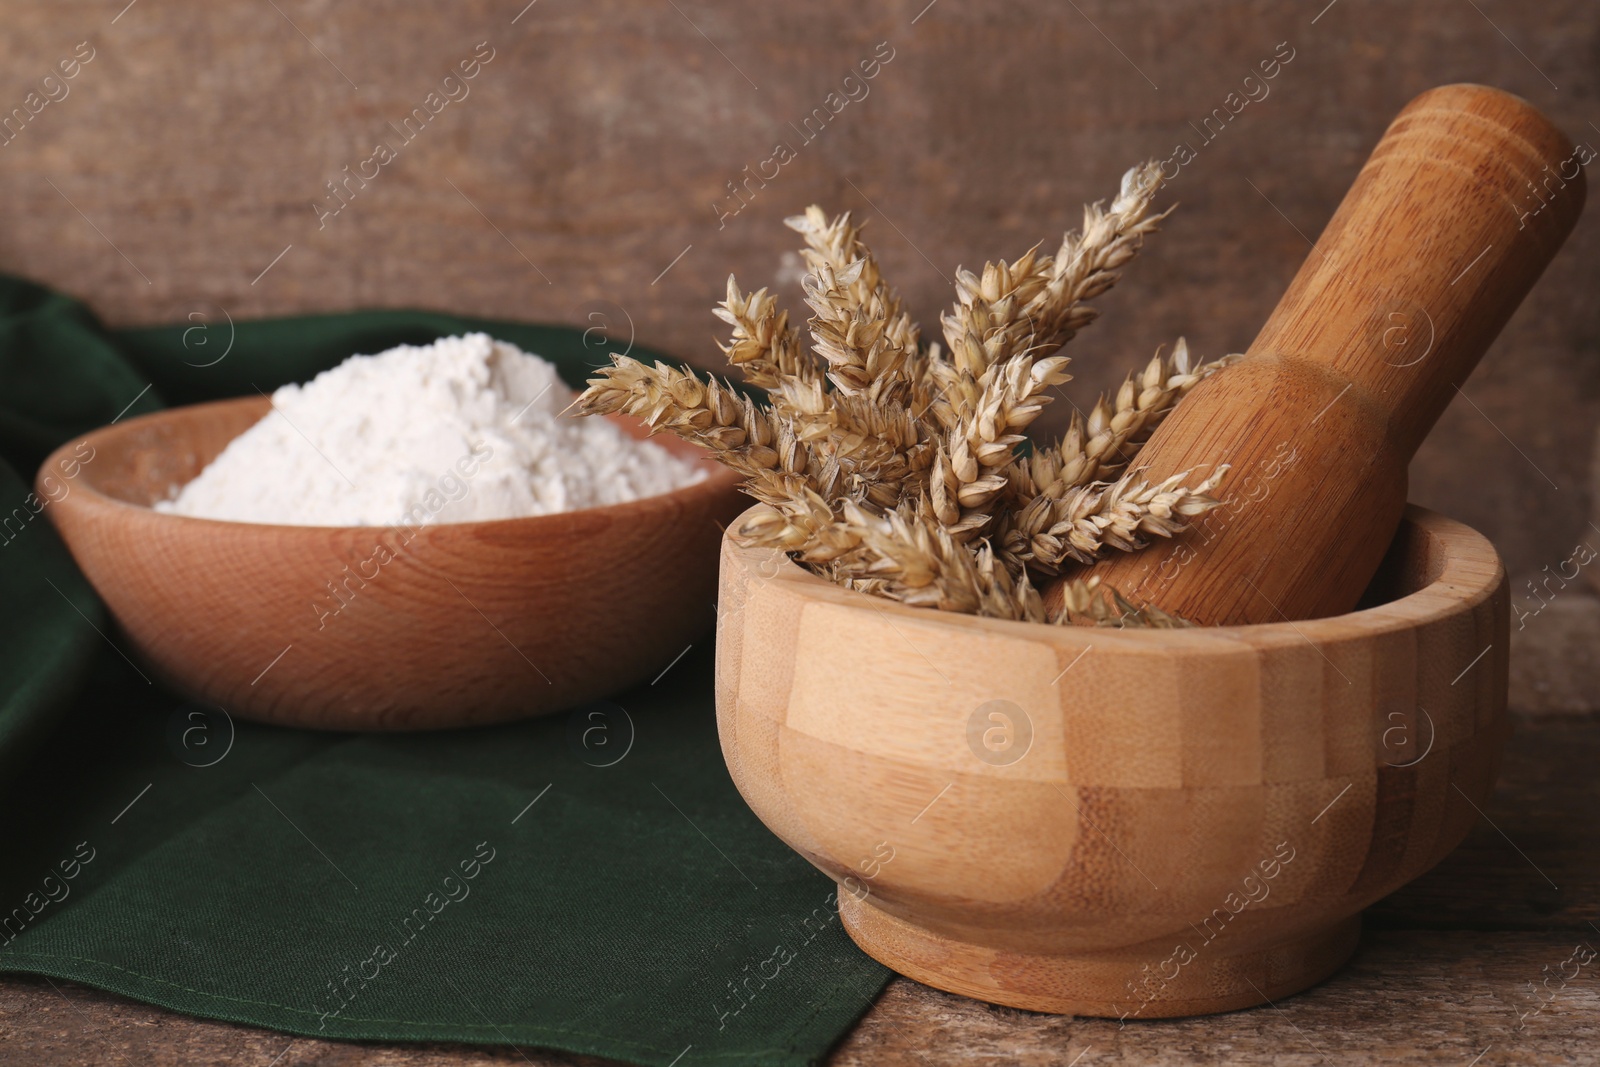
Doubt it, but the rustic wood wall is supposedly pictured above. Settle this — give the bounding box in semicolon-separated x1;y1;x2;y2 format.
2;0;1595;580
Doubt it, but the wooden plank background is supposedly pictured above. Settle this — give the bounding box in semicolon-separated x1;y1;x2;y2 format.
1;0;1595;581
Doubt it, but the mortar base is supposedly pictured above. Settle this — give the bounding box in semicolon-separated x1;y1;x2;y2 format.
838;893;1361;1018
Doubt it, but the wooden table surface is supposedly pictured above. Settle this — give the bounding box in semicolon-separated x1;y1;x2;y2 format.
1;713;1594;1067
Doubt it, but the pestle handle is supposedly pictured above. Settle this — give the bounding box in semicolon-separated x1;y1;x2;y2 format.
1251;83;1585;456
1054;84;1586;626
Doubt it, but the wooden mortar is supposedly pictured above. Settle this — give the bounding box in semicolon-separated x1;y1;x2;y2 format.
717;503;1508;1016
1047;84;1585;625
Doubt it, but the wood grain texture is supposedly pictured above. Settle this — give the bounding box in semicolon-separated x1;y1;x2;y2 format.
715;504;1511;1016
829;931;1600;1067
0;1;1595;584
1;713;1594;1064
1059;85;1585;626
6;933;1596;1067
38;397;747;730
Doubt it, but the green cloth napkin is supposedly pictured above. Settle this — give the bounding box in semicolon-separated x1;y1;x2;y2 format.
0;277;888;1065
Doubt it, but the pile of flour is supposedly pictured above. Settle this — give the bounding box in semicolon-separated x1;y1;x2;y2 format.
158;333;704;526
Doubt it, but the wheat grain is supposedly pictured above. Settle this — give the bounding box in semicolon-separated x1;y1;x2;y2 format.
576;356;818;507
801;262;922;403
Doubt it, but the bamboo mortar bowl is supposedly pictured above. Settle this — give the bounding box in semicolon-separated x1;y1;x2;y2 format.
41;396;746;730
716;504;1509;1017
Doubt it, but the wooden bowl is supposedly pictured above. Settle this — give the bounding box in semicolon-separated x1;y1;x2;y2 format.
715;504;1509;1017
41;396;747;730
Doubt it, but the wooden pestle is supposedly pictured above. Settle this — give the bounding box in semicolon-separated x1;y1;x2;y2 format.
1046;84;1587;626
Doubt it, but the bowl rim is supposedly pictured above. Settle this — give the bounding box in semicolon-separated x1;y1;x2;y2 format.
720;502;1504;646
39;394;746;537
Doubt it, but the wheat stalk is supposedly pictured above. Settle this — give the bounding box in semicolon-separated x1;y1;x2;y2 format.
927;160;1168;416
576;161;1229;628
1055;576;1193;628
786;209;923;405
929;351;1073;539
714;276;823;407
1017;338;1236;502
579;357;817;506
785;206;900;318
1004;466;1229;575
1034;161;1170;351
827;499;1043;620
915;160;1174;542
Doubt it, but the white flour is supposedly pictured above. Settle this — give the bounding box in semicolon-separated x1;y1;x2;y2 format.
158;333;705;526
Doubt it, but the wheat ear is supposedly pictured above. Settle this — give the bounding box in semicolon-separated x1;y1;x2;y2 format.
579;165;1228;631
1034;161;1171;350
1055;576;1193;628
575;357;814;506
786;208;922;404
1021;339;1236;498
1008;466;1230;574
714;276;824;411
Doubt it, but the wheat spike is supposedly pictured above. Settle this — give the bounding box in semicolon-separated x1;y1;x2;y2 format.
1034;161;1170;351
786;208;922;404
714;276;822;406
1023;339;1236;499
1009;466;1230;574
928;161;1167;400
1054;576;1193;628
576;357;815;504
579;163;1230;630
